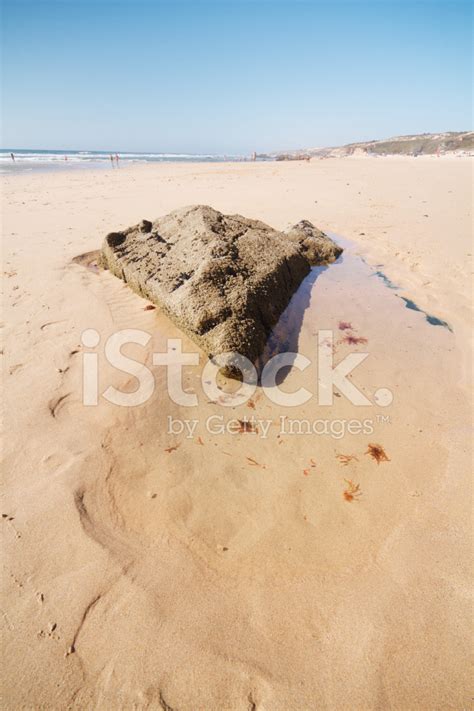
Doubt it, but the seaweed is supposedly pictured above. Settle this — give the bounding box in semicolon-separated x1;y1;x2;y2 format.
164;444;180;453
365;443;390;464
337;454;358;466
343;479;362;502
237;419;258;433
342;335;368;346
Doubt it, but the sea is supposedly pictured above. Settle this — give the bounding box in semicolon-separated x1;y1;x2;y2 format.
0;149;253;173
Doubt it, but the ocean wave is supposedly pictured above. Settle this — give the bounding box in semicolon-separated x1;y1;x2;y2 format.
0;151;241;162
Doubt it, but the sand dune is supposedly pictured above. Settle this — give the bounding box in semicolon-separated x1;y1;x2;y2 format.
1;156;472;709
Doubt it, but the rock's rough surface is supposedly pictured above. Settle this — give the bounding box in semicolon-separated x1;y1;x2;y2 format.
101;205;342;373
286;219;343;266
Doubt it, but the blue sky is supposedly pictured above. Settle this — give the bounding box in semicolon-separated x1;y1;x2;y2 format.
1;0;472;153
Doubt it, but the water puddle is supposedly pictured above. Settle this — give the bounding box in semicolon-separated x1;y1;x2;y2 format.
257;264;328;375
72;233;453;384
399;297;452;331
258;232;453;373
334;235;449;332
372;270;399;289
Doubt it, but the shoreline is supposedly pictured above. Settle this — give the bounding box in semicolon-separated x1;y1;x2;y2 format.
1;150;471;175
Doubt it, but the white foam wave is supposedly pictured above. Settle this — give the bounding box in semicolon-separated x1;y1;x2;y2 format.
0;151;241;162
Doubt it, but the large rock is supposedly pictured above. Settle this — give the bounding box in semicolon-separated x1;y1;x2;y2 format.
101;205;342;375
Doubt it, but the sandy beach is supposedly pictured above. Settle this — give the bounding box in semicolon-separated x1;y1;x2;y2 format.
1;156;472;709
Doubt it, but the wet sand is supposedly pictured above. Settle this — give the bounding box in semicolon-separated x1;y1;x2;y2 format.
1;156;472;709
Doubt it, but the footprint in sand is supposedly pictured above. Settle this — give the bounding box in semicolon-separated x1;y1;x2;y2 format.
8;363;23;375
3;516;21;539
48;393;72;419
40;320;68;332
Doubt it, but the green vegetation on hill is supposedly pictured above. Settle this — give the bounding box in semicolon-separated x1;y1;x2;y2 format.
269;131;473;160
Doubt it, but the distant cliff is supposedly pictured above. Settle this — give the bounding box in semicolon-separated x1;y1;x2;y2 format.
265;131;473;160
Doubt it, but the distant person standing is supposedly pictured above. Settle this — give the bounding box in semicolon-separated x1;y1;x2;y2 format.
10;152;15;161
110;154;115;168
115;153;119;167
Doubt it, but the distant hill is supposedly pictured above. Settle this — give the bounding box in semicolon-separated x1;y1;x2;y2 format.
264;131;474;160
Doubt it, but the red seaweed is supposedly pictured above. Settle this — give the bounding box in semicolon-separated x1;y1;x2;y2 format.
164;444;180;453
337;454;359;466
365;443;390;464
342;335;368;345
343;479;362;502
237;419;258;434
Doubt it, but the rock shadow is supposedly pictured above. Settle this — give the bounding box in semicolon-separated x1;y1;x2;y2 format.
256;261;333;385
